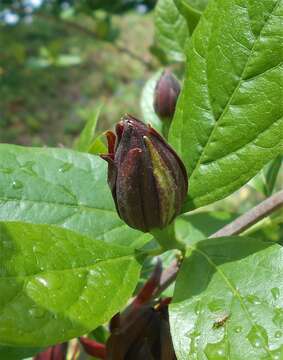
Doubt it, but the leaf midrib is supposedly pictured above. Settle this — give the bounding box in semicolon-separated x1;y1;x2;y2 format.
0;197;116;214
189;0;280;178
0;254;134;280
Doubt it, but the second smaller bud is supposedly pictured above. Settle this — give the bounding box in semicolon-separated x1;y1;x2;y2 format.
154;69;180;121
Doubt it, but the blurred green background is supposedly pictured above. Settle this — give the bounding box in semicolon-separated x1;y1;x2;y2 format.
0;0;159;147
1;0;282;216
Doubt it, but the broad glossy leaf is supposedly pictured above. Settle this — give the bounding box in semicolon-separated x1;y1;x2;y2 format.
170;236;283;359
0;144;150;248
155;0;189;62
170;0;283;211
140;70;163;133
0;222;141;346
174;0;208;34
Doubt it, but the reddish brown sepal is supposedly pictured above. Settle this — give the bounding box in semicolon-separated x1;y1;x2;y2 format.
79;337;106;359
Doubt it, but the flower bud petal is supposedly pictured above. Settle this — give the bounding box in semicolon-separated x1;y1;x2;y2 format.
143;136;176;226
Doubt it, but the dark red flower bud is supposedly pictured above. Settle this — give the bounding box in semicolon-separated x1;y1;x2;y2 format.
106;300;176;359
132;259;162;309
101;115;188;232
79;337;106;359
154;70;180;120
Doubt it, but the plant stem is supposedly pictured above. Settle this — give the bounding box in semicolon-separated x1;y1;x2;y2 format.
210;190;283;238
157;190;283;294
155;259;180;297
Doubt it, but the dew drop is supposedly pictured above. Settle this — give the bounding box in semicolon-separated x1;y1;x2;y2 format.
271;287;280;301
22;161;36;175
208;299;225;312
29;306;46;319
59;163;73;173
234;326;242;333
43;273;63;290
1;240;13;249
247;325;268;349
12;180;23;190
245;294;261;305
188;329;201;357
36;277;49;287
270;346;283;360
272;308;283;328
275;331;282;338
194;301;201;315
204;338;228;360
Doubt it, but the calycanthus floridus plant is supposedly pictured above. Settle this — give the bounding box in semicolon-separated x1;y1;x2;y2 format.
0;0;282;359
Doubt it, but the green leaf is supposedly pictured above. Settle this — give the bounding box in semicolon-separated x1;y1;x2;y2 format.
249;156;283;196
0;345;42;360
176;0;208;12
174;211;238;245
0;221;141;347
88;135;107;155
264;156;283;195
170;0;283;211
170;236;283;359
0;144;151;248
140;70;164;133
151;211;238;251
155;0;189;62
74;105;102;153
174;0;208;34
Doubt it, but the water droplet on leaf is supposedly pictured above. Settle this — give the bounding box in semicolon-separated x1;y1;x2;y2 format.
36;276;49;288
271;287;280;301
59;163;73;173
22;161;36;175
247;325;268;349
29;306;46;319
204;338;228;360
234;326;242;333
208;299;225;312
12;180;23;189
273;308;283;328
245;294;261;305
194;301;201;315
188;329;201;357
